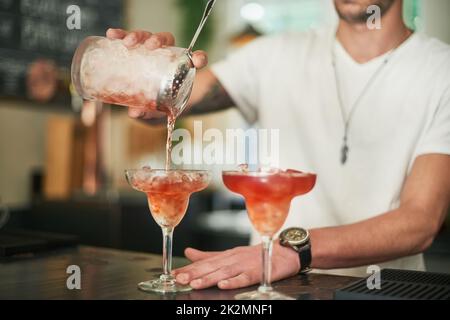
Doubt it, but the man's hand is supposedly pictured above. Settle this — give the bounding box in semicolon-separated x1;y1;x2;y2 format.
172;242;300;290
105;28;209;120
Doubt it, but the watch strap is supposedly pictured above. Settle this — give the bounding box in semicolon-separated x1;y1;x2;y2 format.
298;243;312;274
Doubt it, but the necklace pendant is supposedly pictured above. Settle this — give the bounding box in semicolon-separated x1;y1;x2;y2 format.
341;144;349;165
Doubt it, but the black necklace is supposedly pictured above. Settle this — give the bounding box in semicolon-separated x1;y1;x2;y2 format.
331;45;396;165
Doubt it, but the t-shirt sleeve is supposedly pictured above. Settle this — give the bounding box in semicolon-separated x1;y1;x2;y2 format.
211;36;274;124
414;86;450;157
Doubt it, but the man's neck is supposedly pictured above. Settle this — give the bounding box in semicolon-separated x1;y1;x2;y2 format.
336;3;413;64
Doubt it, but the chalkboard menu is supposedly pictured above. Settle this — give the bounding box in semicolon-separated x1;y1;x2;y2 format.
0;0;123;106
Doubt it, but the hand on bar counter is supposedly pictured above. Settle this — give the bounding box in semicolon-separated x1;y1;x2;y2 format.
106;28;209;120
172;243;301;290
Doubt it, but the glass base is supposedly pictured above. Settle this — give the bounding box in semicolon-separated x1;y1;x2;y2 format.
138;275;192;294
235;286;294;300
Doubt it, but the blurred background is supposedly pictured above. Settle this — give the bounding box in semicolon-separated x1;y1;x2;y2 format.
0;0;449;272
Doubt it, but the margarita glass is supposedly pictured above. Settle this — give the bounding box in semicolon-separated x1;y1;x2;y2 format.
222;169;316;300
126;168;211;293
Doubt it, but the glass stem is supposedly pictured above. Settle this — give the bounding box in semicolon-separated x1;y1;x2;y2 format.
259;236;273;293
161;227;174;282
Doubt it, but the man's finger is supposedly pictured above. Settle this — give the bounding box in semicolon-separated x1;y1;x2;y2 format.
184;247;221;262
128;108;145;118
218;273;257;290
156;32;176;46
106;28;128;39
174;260;221;285
173;250;236;283
173;249;238;284
145;32;176;50
172;257;225;284
123;31;153;48
141;110;167;120
190;264;241;290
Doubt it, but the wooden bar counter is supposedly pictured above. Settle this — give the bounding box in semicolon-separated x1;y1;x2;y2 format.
0;246;359;300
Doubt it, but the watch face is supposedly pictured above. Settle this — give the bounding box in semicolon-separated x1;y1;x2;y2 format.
283;228;308;245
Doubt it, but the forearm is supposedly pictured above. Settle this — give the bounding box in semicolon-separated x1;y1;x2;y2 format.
186;68;235;115
308;155;450;270
309;205;440;269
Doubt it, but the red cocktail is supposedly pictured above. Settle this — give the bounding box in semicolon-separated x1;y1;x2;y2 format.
222;169;316;300
95;92;158;111
126;168;211;293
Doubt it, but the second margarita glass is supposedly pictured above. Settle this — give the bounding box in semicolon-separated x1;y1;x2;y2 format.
222;168;316;300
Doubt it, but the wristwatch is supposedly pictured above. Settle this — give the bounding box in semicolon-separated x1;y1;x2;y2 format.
279;227;312;274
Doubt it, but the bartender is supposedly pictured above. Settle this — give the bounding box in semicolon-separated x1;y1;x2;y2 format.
107;0;450;290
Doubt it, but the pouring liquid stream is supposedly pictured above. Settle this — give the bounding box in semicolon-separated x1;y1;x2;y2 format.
165;112;176;171
87;0;217;171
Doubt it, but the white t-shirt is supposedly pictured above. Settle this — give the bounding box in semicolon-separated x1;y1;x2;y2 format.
211;28;450;277
333;40;392;115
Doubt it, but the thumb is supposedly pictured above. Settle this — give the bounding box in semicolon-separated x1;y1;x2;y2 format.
191;51;208;69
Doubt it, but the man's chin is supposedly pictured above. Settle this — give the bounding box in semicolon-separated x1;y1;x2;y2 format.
337;10;371;25
335;0;395;24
